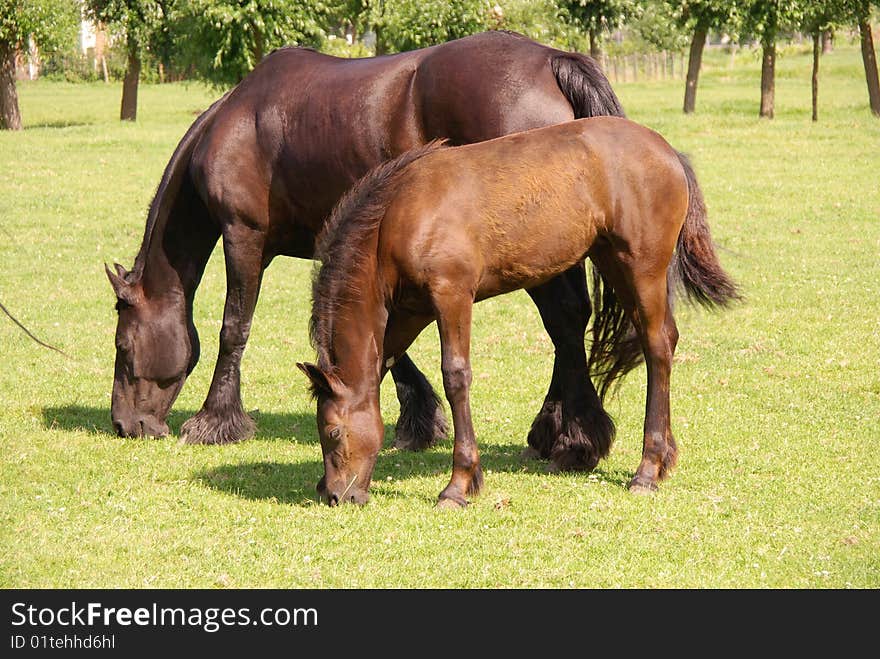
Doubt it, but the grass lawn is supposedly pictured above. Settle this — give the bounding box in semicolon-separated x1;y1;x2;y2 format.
1;43;878;588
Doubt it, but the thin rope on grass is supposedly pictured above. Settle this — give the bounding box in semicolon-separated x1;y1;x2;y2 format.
0;300;68;357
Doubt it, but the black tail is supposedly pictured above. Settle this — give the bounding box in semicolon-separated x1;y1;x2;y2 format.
588;268;643;401
587;153;740;400
550;52;625;119
671;152;741;308
551;50;630;400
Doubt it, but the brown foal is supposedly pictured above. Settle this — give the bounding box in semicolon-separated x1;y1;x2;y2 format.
300;116;739;507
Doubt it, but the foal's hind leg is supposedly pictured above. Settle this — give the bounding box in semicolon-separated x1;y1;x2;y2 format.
525;265;615;472
624;270;679;493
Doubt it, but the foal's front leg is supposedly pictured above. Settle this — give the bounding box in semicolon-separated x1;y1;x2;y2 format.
432;292;482;508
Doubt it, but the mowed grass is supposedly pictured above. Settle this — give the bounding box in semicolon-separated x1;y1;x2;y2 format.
1;44;878;588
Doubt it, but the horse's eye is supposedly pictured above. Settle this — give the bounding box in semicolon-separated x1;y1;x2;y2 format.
328;426;342;441
115;299;131;312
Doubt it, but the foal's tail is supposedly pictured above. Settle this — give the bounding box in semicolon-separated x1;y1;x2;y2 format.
672;152;741;308
550;52;625;119
588;152;740;400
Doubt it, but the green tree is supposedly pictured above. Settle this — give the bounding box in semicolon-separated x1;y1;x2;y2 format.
363;0;491;55
558;0;632;58
0;0;78;130
491;0;576;50
175;0;327;86
662;1;739;113
801;0;847;121
741;0;806;119
843;0;880;116
86;1;177;120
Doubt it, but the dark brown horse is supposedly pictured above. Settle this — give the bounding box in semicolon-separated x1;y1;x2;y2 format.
299;117;739;507
105;31;625;460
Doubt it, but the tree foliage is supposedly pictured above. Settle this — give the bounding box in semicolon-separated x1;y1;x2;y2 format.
365;0;491;54
175;0;329;85
0;0;79;52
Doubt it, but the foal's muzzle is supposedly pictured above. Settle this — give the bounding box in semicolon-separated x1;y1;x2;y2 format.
316;475;370;506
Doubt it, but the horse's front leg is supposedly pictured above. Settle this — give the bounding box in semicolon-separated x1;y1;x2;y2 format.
525;264;615;471
431;291;482;508
180;223;265;444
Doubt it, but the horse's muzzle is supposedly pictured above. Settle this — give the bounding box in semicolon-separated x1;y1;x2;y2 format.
112;413;169;438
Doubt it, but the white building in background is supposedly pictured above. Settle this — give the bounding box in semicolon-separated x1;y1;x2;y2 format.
80;15;98;54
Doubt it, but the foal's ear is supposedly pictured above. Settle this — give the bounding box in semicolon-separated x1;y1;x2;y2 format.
296;362;342;398
105;262;137;306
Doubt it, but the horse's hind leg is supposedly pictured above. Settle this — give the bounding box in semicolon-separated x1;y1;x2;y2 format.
525;264;615;472
431;290;482;508
180;221;264;444
626;270;679;493
390;355;448;450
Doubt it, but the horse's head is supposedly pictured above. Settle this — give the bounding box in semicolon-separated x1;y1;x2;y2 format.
106;263;196;438
297;362;383;506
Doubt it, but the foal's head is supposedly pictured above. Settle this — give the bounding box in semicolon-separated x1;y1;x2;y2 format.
106;263;195;437
297;362;384;506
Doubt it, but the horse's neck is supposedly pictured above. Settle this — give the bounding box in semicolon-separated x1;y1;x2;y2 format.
328;281;388;396
135;204;219;304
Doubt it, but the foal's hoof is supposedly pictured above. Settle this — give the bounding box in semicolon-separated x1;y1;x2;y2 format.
627;477;659;495
435;497;468;510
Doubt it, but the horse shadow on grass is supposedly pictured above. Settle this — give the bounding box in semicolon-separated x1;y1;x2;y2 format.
40;404;313;441
195;437;633;506
40;404;633;506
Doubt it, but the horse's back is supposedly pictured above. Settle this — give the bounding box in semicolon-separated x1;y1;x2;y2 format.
381;118;689;297
414;31;575;141
187;34;612;255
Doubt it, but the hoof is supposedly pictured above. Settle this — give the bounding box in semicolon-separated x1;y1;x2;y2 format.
628;477;659;495
436;496;467;510
179;407;255;445
393;406;448;451
520;446;542;461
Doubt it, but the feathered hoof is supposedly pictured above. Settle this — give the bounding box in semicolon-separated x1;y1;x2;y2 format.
179;407;255;445
393;406;448;451
520;446;542;461
526;400;563;459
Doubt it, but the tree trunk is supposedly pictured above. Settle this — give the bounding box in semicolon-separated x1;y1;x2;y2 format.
252;22;264;64
760;41;776;119
812;32;820;122
120;36;141;121
0;40;22;131
858;19;880;117
589;27;600;59
683;24;708;114
821;30;833;54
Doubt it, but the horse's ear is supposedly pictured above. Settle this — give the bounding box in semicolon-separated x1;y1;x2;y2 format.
105;263;136;305
296;362;342;398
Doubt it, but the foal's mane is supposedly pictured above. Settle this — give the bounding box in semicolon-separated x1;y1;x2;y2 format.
309;140;447;373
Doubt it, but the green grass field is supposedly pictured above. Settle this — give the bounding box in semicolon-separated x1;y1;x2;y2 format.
1;43;878;588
